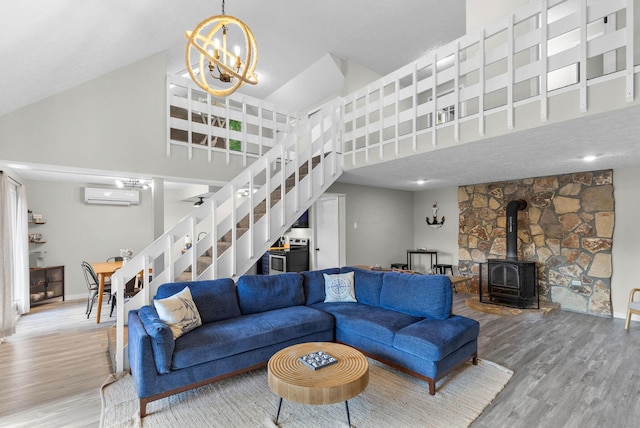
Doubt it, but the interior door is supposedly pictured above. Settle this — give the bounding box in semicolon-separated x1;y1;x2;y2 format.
313;195;344;269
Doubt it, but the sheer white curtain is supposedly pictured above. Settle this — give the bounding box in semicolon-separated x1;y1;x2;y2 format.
0;172;28;341
15;184;29;315
0;173;17;340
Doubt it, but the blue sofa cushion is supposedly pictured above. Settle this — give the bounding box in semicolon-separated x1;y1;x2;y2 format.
393;316;480;361
380;273;452;320
302;268;340;305
312;302;421;346
236;273;304;315
155;278;240;324
171;306;334;370
340;266;384;306
137;306;174;374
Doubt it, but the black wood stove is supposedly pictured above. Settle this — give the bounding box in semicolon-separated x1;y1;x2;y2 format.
480;199;539;309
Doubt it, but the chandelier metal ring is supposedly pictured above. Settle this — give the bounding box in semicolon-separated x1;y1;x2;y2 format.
185;14;258;97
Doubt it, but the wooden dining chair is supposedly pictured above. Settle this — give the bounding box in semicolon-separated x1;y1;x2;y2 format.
625;288;640;330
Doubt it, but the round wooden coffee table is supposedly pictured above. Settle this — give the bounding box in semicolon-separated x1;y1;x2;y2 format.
268;342;369;426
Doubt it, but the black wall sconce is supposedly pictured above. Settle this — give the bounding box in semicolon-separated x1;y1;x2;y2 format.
426;201;445;229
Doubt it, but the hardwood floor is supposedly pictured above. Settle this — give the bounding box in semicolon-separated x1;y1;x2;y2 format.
0;299;113;428
457;296;640;428
1;293;639;427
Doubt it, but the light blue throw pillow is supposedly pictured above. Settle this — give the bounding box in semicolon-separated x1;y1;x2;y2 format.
154;286;202;339
323;272;357;303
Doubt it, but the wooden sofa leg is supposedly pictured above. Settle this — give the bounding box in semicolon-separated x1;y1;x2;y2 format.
472;352;478;365
140;399;148;419
428;379;435;395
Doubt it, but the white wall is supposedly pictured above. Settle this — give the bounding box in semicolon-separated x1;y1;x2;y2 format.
413;188;460;272
0;53;247;185
25;180;154;300
466;0;531;34
327;182;414;268
163;188;199;233
611;166;640;320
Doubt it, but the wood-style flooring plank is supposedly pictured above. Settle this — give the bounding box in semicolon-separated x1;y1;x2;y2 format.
0;299;112;427
457;295;640;427
2;292;640;427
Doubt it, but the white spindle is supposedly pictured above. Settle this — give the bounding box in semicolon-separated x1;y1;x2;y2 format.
225;98;231;164
187;88;193;160
211;199;218;276
626;0;635;102
507;14;514;130
242;100;248;167
258;103;264;156
579;1;588;112
378;84;384;159
166;78;172;157
412;63;418;150
395;74;400;155
432;53;438;147
479;30;485;136
207;92;213;162
454;41;460;141
540;0;548;122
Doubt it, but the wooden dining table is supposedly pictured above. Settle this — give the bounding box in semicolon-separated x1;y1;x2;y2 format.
92;261;122;324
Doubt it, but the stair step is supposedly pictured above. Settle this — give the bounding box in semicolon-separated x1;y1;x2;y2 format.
211;153;330;263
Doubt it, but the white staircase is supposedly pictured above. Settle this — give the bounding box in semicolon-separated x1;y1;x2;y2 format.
111;99;343;371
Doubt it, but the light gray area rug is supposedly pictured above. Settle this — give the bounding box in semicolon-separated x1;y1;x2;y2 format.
101;359;513;428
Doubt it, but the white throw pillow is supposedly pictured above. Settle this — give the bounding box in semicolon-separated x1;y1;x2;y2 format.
154;286;202;339
324;272;357;303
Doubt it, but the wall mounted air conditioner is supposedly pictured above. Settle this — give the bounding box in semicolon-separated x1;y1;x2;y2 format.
83;187;139;206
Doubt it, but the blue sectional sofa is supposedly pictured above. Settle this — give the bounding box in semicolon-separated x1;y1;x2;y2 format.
128;266;479;417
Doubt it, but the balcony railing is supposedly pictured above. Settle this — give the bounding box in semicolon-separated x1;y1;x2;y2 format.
167;74;300;166
341;0;637;167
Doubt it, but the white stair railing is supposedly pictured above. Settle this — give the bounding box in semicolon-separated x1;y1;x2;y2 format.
111;100;343;372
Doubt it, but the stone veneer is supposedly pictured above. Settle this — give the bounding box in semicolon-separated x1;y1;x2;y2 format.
458;170;614;316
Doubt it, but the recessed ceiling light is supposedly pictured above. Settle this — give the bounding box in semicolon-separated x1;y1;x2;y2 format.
417;179;426;185
583;155;597;162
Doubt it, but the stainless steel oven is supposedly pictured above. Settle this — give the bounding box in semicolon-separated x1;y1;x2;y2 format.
268;238;309;274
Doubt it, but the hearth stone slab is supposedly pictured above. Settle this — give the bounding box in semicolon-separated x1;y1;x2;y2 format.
464;296;559;319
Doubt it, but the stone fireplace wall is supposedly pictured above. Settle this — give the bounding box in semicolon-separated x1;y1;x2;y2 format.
458;170;614;316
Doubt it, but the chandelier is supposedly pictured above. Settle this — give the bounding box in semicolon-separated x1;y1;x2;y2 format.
185;0;258;97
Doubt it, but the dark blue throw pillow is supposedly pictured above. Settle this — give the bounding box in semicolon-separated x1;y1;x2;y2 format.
155;278;240;324
236;273;304;315
340;266;384;306
380;272;452;320
301;268;341;305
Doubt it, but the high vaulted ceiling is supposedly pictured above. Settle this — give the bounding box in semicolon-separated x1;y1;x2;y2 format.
0;0;466;116
2;1;640;191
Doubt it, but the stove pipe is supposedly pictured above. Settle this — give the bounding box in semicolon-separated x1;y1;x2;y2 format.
506;199;527;260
